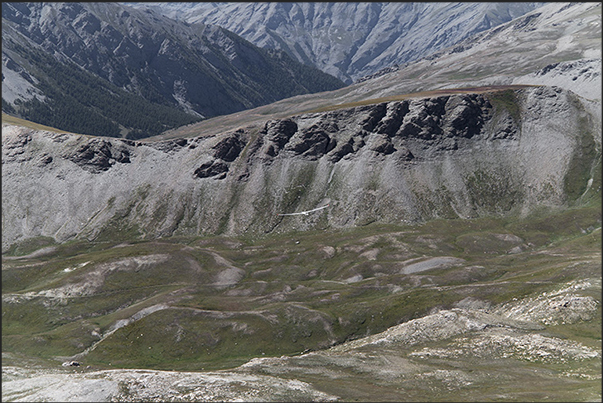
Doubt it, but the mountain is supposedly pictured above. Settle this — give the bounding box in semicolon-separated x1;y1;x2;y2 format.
2;84;601;398
2;1;600;253
127;2;545;84
1;2;345;138
2;84;599;249
1;2;601;401
156;2;601;141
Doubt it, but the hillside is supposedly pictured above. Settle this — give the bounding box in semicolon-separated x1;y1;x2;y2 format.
1;2;345;139
3;85;600;250
3;204;600;401
157;2;601;142
128;2;544;84
1;2;601;401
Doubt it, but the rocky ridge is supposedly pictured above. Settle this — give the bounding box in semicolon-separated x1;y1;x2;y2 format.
2;85;600;250
156;2;600;144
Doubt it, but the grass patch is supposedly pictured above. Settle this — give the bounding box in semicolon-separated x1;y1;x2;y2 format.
303;85;537;114
3;236;57;257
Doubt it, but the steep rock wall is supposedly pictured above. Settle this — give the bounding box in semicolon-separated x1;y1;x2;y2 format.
2;86;600;250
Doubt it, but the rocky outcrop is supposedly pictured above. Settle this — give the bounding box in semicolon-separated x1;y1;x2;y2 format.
63;139;131;173
2;86;600;249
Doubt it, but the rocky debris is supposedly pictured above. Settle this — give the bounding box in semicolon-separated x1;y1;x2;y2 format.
356;64;402;84
442;94;491;138
2;130;32;163
374;101;410;136
259;118;299;158
1;366;339;402
360;103;388;132
147;138;189;153
284;125;336;159
190;131;247;179
327;279;600;355
37;153;54;166
327;136;357;162
1;366;120;402
370;134;396;155
495;279;601;325
62;361;80;367
514;58;602;101
410;329;601;363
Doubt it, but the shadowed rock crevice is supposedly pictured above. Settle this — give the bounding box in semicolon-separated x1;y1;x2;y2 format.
285;125;334;159
193;160;229;179
375;101;410;136
442;94;492;138
260;119;298;158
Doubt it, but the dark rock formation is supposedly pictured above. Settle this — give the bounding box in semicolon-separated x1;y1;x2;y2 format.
286;125;335;159
213;133;245;162
64;139;131;173
193;160;229;179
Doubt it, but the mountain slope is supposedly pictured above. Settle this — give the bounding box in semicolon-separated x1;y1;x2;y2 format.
2;85;600;250
128;2;545;84
1;4;601;400
157;2;600;142
3;1;601;248
1;2;345;138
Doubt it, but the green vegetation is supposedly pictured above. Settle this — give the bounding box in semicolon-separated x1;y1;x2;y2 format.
5;42;201;138
2;236;57;257
2;204;600;373
464;168;523;214
564;97;601;204
303;85;537;115
2;113;79;134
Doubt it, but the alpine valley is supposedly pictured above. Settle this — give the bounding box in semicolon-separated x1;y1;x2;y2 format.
2;2;601;402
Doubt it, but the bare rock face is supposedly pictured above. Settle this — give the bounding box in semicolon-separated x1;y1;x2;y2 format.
2;86;600;249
